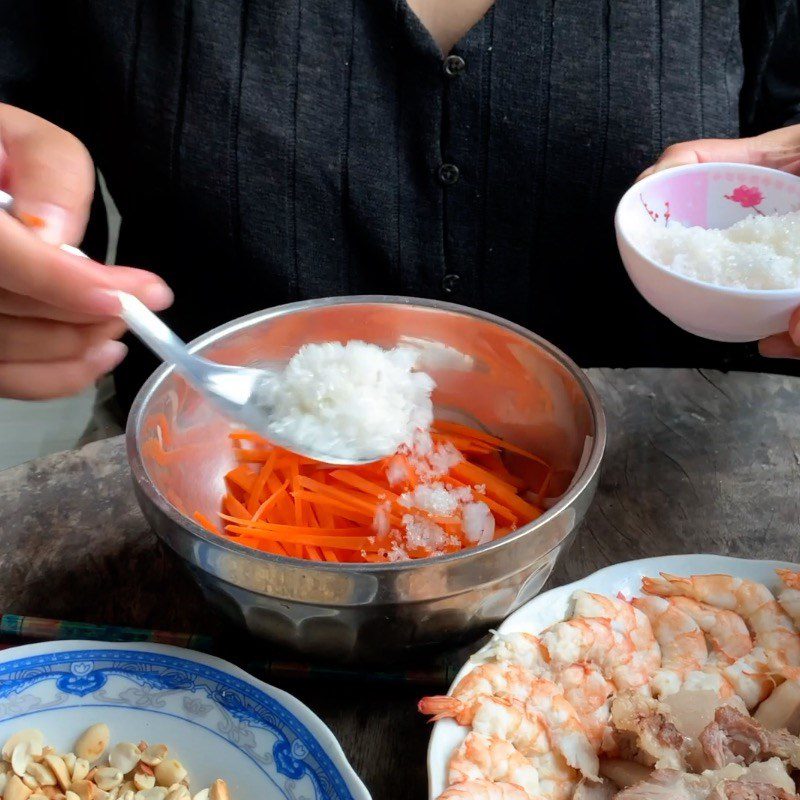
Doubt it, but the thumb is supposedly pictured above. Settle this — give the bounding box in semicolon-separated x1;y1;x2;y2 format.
638;124;800;182
0;104;95;245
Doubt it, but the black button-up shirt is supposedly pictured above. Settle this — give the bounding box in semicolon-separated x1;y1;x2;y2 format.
3;0;800;407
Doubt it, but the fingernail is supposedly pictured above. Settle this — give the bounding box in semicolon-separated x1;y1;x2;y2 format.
140;282;174;311
85;340;128;372
85;289;123;316
17;203;71;244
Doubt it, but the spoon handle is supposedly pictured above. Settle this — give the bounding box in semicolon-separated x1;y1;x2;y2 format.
60;245;194;373
112;290;192;368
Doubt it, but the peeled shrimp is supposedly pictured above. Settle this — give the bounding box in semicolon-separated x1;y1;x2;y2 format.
470;693;550;755
419;663;542;725
476;632;551;676
776;569;800;630
572;590;661;673
437;780;534;800
419;666;598;782
448;732;541;798
540;617;649;692
458;693;578;799
633;592;773;705
557;662;614;751
666;596;752;665
677;669;735;699
631;596;708;697
523;678;600;782
476;632;613;751
643;573;800;668
720;646;775;709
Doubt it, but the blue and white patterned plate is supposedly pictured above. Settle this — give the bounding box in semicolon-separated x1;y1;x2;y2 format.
0;641;370;800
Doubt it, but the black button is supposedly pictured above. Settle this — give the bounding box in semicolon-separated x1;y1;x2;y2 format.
438;163;460;185
444;55;466;77
442;273;461;293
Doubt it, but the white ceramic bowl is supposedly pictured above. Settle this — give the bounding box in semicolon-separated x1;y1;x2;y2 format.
0;641;370;800
616;163;800;342
426;553;800;799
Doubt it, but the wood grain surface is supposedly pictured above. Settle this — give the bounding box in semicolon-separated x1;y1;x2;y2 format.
1;368;799;799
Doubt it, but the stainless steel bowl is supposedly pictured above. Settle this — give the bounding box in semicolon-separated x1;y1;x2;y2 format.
127;297;605;663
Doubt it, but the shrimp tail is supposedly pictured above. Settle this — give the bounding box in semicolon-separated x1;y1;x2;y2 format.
777;568;800;590
641;572;687;596
418;695;466;723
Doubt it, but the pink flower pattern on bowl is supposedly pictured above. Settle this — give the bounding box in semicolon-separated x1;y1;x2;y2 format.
725;185;765;214
638;170;800;230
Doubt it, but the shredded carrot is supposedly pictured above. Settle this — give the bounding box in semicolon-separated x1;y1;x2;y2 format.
18;211;46;229
229;430;269;444
224;525;379;550
329;470;397;502
433;420;551;466
223;493;251;520
246;449;279;514
198;419;553;562
252;479;291;521
193;511;220;535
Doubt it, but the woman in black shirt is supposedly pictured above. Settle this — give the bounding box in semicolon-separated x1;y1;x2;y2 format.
0;0;799;404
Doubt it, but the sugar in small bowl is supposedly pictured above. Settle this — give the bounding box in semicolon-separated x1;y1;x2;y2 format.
615;162;800;342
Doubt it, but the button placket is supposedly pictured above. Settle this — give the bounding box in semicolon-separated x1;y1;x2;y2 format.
441;273;461;293
438;47;473;299
437;163;460;185
443;54;466;77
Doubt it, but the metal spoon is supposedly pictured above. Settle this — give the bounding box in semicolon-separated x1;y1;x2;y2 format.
89;273;385;465
60;245;385;465
0;193;384;465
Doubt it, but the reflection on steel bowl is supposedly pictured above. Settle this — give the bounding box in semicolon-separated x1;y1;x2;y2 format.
126;297;605;664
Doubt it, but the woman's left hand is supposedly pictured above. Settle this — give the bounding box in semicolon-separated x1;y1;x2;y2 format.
640;124;800;359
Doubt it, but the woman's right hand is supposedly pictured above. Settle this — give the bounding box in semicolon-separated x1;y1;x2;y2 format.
0;103;173;399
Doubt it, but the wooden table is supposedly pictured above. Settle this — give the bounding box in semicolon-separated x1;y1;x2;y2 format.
2;368;800;799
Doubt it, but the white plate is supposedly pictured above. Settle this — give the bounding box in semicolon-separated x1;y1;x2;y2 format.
426;553;800;799
0;641;370;800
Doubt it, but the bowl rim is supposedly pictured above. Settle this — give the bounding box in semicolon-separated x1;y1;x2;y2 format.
127;295;606;572
615;161;800;299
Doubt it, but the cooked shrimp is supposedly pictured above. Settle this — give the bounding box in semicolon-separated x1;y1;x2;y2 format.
470;695;578;800
643;573;800;667
523;678;600;782
476;632;551;676
540;617;648;692
572;590;661;673
419;663;540;725
776;569;800;630
631;596;708;697
678;668;735;698
558;662;613;751
437;780;534;800
720;646;775;709
448;732;541;798
663;596;751;665
533;753;579;800
470;693;550;756
476;632;613;750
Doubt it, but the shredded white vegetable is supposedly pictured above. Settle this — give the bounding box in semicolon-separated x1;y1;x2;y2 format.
262;340;435;461
635;210;800;290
